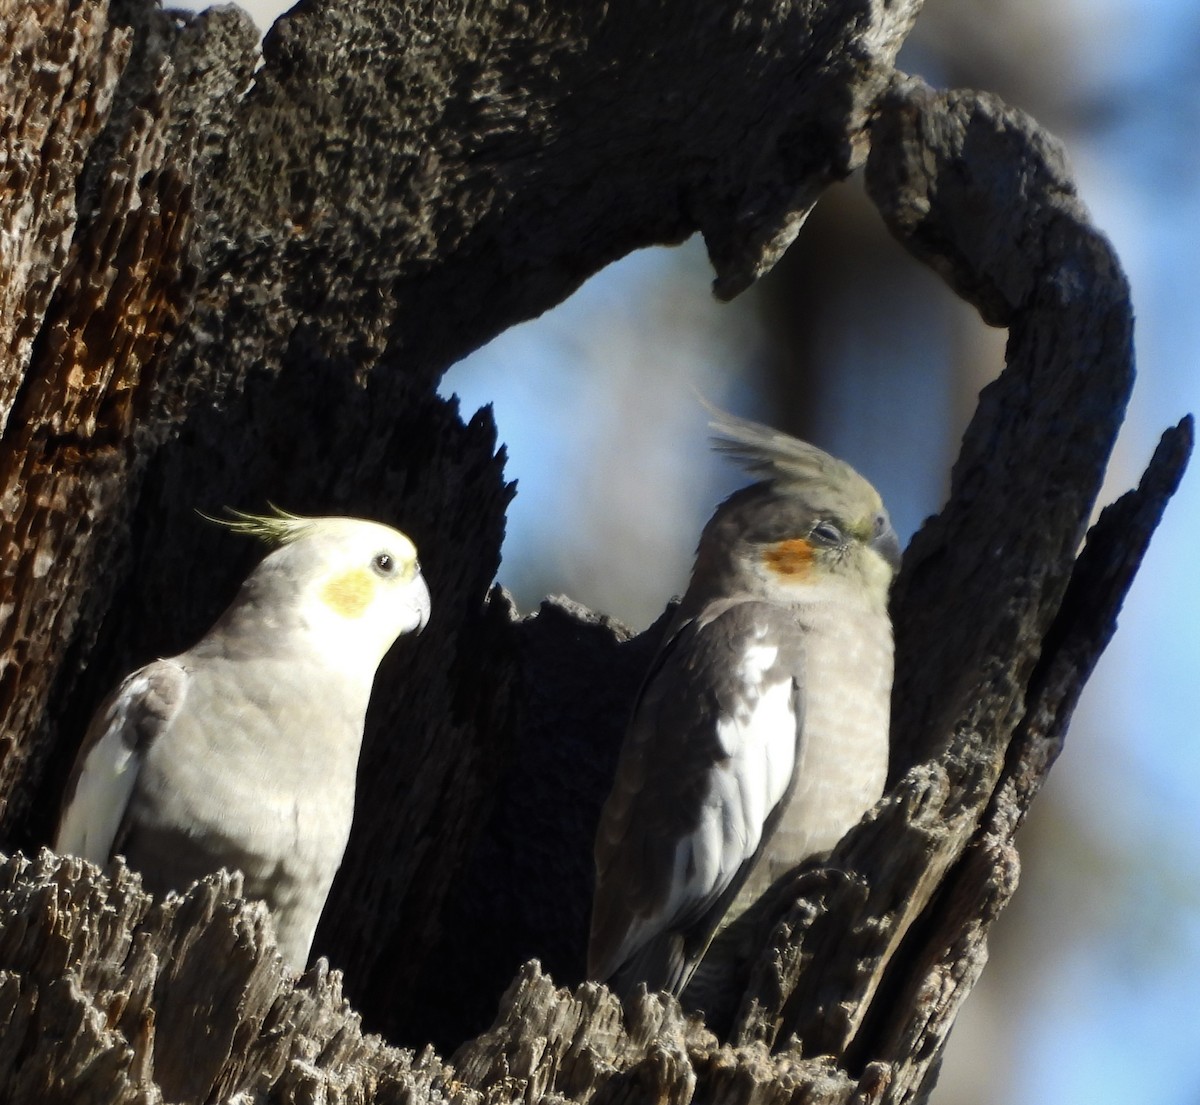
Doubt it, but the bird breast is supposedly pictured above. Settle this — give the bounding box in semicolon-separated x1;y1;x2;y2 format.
130;655;367;900
730;598;892;918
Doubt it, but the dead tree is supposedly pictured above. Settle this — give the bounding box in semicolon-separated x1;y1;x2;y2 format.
0;1;1189;1102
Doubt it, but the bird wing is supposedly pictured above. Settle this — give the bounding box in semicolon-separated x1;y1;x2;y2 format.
54;660;187;864
588;599;806;993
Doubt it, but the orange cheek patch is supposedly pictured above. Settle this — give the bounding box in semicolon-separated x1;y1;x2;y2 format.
763;538;815;578
321;568;375;618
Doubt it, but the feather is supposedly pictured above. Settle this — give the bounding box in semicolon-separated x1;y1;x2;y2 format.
199;504;317;546
588;601;805;995
55;661;186;863
699;397;862;492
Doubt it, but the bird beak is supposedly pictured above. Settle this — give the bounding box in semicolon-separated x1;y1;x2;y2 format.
411;572;432;632
871;523;902;573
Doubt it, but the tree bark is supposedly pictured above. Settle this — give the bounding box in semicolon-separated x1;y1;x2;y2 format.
0;2;1189;1104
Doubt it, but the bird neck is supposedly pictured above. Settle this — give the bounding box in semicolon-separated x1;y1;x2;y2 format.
201;583;383;694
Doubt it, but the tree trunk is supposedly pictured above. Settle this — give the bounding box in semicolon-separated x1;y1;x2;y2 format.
0;1;1188;1103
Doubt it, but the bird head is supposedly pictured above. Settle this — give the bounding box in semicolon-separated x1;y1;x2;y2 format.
687;407;901;611
209;508;431;678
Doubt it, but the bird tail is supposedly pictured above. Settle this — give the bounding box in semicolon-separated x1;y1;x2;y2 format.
605;931;698;1001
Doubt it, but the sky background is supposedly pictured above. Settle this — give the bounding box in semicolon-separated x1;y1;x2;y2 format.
179;2;1199;1101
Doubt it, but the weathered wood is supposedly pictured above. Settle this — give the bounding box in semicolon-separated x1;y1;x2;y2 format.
0;1;1189;1104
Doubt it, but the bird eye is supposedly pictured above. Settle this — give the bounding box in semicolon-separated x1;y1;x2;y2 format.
810;521;843;546
872;511;889;537
372;552;396;577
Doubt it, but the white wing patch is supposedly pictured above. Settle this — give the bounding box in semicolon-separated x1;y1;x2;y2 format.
729;642;778;724
54;673;153;864
716;677;796;856
663;633;797;930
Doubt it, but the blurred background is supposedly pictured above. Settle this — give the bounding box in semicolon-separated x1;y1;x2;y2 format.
183;1;1200;1101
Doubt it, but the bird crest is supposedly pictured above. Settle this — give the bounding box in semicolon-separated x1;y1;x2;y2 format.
700;398;878;501
703;400;859;491
201;505;317;546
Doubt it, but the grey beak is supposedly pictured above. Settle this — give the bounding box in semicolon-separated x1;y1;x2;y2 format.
872;524;902;573
412;572;432;632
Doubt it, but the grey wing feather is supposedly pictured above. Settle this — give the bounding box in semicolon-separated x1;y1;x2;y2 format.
54;661;187;863
589;602;805;996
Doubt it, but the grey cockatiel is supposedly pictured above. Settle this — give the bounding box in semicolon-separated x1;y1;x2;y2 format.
588;408;900;998
55;509;431;970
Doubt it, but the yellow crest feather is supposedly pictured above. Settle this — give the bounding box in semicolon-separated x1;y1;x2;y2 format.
200;504;317;546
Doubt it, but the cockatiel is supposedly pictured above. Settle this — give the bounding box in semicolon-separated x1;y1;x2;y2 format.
55;509;431;970
589;409;899;997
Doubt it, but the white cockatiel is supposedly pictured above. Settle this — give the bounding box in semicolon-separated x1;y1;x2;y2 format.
589;409;900;998
55;509;431;970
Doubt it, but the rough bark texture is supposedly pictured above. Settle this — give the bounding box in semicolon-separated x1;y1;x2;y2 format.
0;2;1189;1105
